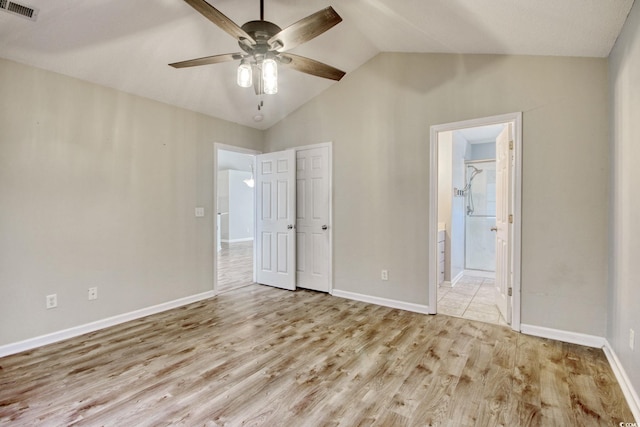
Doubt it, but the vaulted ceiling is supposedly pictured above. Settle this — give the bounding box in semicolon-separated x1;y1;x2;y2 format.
0;0;634;129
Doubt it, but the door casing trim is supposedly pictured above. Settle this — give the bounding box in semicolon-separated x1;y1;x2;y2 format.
428;113;522;331
213;143;261;294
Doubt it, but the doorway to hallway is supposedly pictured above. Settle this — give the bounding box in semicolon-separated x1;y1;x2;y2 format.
214;145;259;294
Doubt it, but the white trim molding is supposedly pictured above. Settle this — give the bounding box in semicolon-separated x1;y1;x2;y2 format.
332;289;432;315
429;112;523;328
213;143;262;291
603;341;640;422
451;271;465;286
520;324;606;348
0;290;216;358
522;324;639;421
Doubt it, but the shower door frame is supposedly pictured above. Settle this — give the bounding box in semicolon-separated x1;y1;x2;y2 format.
464;159;497;272
428;112;522;331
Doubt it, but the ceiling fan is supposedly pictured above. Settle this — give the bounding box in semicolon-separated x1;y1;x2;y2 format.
169;0;346;95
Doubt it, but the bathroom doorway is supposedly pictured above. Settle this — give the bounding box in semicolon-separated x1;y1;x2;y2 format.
429;113;522;330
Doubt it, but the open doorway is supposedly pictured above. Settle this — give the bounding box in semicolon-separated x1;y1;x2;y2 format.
429;113;522;331
214;144;260;294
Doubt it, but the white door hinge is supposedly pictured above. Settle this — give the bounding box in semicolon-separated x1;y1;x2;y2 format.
508;287;513;297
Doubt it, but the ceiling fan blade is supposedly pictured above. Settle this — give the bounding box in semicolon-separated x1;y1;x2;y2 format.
268;6;341;52
169;53;243;68
183;0;256;45
279;53;345;81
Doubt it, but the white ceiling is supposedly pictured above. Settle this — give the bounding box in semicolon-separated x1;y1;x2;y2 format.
457;124;505;144
0;0;634;130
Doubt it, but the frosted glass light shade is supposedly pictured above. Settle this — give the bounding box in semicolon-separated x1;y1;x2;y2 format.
262;58;278;94
237;62;252;88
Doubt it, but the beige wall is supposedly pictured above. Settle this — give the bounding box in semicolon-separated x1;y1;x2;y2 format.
0;51;615;347
609;0;640;397
0;58;263;345
265;53;609;336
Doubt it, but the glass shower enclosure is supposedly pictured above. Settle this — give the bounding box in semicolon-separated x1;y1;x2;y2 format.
465;160;496;272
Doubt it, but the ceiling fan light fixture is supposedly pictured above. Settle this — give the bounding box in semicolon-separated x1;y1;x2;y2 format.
237;59;253;88
171;1;346;99
262;57;278;94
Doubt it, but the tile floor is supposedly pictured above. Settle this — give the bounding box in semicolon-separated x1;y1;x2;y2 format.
438;275;508;326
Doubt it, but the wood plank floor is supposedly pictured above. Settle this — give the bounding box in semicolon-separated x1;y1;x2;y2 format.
0;285;634;426
217;241;254;294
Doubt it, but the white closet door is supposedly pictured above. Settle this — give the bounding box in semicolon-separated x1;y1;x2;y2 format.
295;146;330;292
256;150;296;290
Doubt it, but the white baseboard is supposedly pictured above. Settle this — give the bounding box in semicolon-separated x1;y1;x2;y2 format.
603;340;640;422
520;324;606;348
516;324;639;422
463;269;496;279
332;289;432;315
451;271;464;286
221;238;254;243
0;290;216;358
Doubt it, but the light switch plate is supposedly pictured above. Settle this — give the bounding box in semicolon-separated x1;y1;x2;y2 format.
46;294;57;309
195;207;205;217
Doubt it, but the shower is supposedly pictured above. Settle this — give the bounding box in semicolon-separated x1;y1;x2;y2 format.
464;165;483;215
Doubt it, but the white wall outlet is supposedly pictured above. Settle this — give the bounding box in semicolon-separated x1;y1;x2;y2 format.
88;287;98;301
46;294;57;309
195;207;205;217
630;329;635;351
381;270;388;281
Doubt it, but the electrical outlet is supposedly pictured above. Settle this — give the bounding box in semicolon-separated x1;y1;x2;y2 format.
630;329;635;351
381;270;388;281
88;287;98;301
195;207;205;217
46;294;57;309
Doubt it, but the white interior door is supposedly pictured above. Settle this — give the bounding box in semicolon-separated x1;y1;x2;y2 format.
296;146;330;292
495;124;512;323
256;150;296;290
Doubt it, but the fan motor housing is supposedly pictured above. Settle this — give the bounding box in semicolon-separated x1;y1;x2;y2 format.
240;20;283;55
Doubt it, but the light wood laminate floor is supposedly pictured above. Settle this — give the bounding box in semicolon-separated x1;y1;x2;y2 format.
217;241;254;294
0;285;633;426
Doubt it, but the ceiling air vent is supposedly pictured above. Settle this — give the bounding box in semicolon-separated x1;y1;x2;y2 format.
0;0;39;21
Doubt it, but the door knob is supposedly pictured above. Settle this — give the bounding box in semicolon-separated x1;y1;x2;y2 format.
287;224;294;230
322;225;328;230
490;227;498;232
